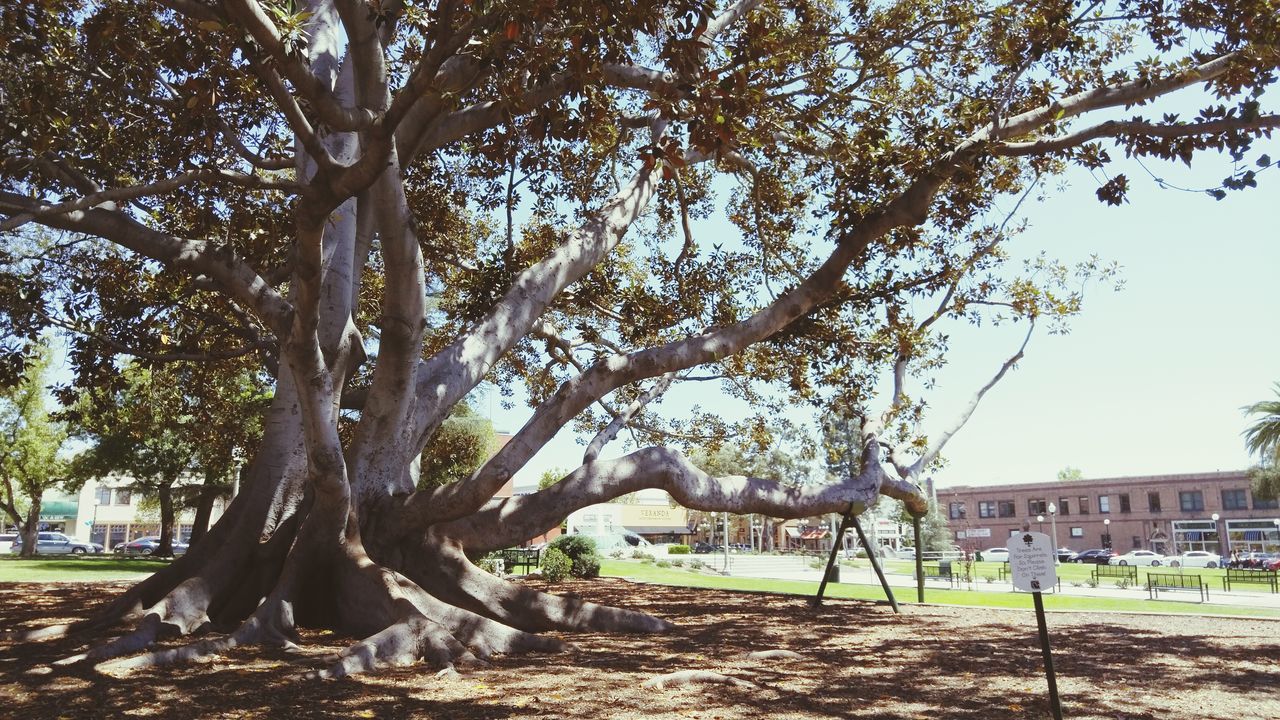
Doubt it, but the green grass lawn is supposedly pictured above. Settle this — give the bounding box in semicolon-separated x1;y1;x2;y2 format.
600;559;1280;618
0;555;167;582
3;555;1274;619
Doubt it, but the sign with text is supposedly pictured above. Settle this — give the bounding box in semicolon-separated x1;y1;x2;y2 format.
1009;531;1056;593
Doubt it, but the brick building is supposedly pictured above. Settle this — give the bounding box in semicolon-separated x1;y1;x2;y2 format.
938;470;1280;557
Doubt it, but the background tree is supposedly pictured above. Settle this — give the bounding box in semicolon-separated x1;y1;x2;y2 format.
3;0;1277;682
1243;384;1280;500
0;341;68;557
67;363;202;557
1057;466;1085;482
415;404;496;488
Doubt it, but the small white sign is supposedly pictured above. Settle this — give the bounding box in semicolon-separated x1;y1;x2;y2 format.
1009;531;1057;593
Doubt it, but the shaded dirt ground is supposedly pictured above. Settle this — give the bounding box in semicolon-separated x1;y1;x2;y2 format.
2;578;1279;719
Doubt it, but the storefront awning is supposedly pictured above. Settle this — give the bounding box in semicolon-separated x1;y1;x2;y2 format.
800;530;830;540
38;500;79;521
785;527;801;538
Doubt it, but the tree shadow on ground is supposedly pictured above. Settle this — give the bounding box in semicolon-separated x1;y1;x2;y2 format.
2;579;1278;719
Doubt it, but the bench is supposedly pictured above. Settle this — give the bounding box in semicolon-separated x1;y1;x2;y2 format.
1092;564;1139;584
1222;568;1279;593
500;548;541;573
997;561;1010;581
916;561;967;588
1148;572;1208;602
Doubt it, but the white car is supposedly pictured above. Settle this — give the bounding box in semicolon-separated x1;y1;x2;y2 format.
981;547;1010;562
1166;551;1221;569
1108;550;1166;566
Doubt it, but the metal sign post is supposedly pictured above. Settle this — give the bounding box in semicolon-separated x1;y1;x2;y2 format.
1009;531;1064;720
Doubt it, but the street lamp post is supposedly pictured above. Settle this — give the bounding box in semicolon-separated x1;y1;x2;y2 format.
722;512;730;573
1211;512;1224;557
1047;503;1060;565
1036;514;1045;533
1103;518;1111;551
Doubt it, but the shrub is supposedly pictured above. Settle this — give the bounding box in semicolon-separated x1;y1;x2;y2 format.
655;560;671;568
548;535;602;579
632;549;654;560
1115;578;1131;590
549;535;598;560
639;555;655;564
984;575;995;584
667;544;692;555
541;548;571;583
609;549;624;559
689;559;705;570
671;559;684;567
574;553;601;579
1085;577;1099;588
476;553;505;576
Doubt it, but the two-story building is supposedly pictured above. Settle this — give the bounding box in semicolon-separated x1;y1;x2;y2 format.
939;470;1280;556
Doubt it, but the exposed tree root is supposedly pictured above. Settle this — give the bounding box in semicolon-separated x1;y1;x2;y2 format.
307;614;476;679
642;670;758;690
408;536;675;634
738;649;805;662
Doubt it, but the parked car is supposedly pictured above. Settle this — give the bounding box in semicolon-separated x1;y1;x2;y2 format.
1056;548;1077;563
894;546;917;560
980;547;1010;562
1071;549;1114;564
113;536;188;556
692;542;721;554
1166;551;1222;568
8;531;103;555
1108;550;1166;566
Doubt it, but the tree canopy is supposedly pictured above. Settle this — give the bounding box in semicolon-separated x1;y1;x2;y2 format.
2;0;1277;681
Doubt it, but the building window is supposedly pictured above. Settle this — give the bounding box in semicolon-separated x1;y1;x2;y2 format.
115;489;132;505
95;486;112;506
997;500;1016;518
1254;494;1280;510
1132;536;1142;550
1119;494;1131;513
949;502;966;520
1178;491;1204;512
1057;498;1071;516
1148;492;1162;512
1077;496;1089;514
1028;499;1047;515
1070;527;1084;538
1221;489;1248;511
1099;495;1110;513
978;501;996;519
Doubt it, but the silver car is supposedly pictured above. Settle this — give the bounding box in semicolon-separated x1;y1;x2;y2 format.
9;531;104;555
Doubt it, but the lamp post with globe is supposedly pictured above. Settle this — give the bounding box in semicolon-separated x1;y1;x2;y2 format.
1047;503;1060;565
1211;512;1224;558
1102;518;1111;551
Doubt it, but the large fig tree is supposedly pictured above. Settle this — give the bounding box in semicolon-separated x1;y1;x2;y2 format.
1;0;1276;677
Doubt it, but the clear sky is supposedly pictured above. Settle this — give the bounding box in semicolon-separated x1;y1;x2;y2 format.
493;146;1280;492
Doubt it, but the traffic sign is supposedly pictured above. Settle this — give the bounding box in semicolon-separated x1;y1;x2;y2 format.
1009;531;1056;592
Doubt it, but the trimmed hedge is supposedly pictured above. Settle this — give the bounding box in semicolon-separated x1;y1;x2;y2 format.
667;544;692;554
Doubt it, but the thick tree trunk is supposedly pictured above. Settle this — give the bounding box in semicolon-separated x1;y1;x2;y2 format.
19;500;40;558
155;482;175;558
